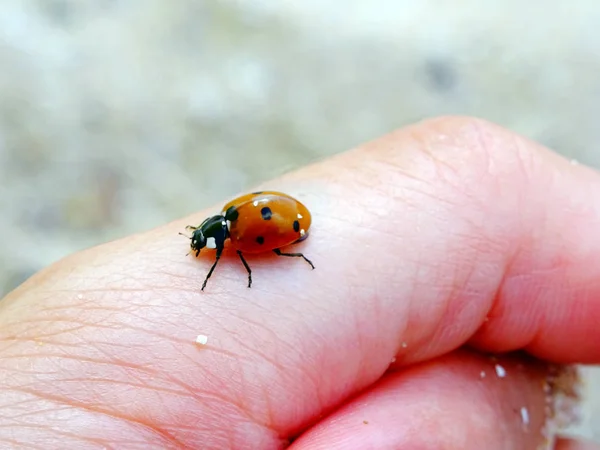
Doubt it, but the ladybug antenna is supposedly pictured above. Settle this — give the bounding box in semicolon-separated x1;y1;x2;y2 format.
179;232;191;239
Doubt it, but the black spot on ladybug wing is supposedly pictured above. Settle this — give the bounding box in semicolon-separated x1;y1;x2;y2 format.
256;236;265;245
225;205;239;221
293;220;300;232
260;206;272;220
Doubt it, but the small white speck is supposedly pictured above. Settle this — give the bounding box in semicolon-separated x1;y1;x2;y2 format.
195;334;209;345
206;237;217;249
570;159;579;165
401;342;408;348
297;213;303;219
495;364;507;378
253;200;259;206
480;371;486;378
226;220;231;230
221;221;226;227
390;357;396;363
77;294;83;299
300;229;306;236
520;406;530;427
542;381;552;394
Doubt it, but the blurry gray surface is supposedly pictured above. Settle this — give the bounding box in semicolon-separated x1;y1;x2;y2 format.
0;0;598;440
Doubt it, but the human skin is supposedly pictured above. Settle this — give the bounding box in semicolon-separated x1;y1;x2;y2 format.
1;116;599;449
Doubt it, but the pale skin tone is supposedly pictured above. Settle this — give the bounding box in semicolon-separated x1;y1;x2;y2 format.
1;116;599;449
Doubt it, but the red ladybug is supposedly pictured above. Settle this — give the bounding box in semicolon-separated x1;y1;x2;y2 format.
182;191;314;290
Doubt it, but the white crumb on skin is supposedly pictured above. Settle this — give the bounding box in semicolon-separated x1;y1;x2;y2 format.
520;406;530;427
480;371;486;379
495;364;507;378
195;334;209;345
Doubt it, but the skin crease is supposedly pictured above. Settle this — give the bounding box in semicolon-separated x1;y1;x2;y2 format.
0;116;599;449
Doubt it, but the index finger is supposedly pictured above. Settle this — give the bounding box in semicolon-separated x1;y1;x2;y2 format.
271;115;600;365
1;116;599;446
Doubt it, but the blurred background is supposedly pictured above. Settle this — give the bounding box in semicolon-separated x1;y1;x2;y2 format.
0;0;598;440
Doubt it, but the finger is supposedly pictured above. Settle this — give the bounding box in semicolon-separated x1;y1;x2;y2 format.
291;351;564;450
289;116;600;365
1;117;600;448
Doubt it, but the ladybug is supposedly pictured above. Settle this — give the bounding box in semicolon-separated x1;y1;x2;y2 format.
182;191;314;290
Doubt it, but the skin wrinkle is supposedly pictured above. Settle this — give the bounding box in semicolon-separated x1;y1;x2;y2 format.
402;235;498;360
13;366;266;448
423;124;506;216
0;421;151;449
40;374;197;401
1;352;157;379
478;139;599;355
395;123;533;362
422;260;479;356
4;319;193;349
0;438;47;450
5;387;182;447
151;351;261;425
265;344;325;431
344;125;522;361
1;405;73;420
1;306;276;438
218;315;332;424
344;152;462;217
225;340;285;414
272;315;349;431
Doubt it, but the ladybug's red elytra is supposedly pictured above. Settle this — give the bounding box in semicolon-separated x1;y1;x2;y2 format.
181;191;314;290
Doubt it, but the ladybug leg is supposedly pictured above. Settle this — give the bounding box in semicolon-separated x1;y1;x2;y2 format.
273;249;315;269
201;248;222;291
236;250;252;288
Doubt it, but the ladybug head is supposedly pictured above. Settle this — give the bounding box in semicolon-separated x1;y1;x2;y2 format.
189;227;207;256
183;215;228;256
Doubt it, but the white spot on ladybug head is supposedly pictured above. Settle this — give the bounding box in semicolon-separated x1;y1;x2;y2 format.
206;237;217;249
221;221;226;227
297;213;303;219
226;220;231;230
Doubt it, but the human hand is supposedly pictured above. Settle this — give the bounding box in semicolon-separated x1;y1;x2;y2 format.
1;117;599;449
